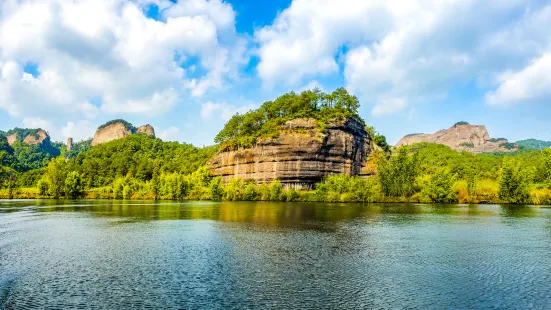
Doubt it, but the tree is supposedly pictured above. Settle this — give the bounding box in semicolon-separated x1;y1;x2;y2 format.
378;147;418;197
209;176;223;201
499;160;531;204
44;157;67;198
65;171;84;199
422;169;457;203
37;178;50;196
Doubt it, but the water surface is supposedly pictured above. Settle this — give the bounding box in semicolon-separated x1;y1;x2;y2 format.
1;200;551;309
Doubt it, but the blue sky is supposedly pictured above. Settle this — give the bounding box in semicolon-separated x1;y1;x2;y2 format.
1;0;551;146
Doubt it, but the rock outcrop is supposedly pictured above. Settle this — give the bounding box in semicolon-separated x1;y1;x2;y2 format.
395;123;518;153
91;122;133;146
91;121;155;146
208;117;372;190
5;129;49;146
136;125;155;138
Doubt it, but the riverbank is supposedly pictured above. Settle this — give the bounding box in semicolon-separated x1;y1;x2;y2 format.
3;182;551;205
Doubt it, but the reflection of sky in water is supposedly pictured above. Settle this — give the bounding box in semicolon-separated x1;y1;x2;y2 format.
1;201;551;308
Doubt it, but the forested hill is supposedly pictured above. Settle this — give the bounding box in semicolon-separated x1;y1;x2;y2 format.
0;128;61;172
65;134;217;188
215;87;362;149
515;139;551;150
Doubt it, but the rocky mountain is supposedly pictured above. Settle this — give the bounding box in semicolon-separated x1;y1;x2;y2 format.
1;128;50;146
395;122;518;153
91;120;155;146
208;117;373;190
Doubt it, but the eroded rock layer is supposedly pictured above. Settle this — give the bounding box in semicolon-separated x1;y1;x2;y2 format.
208;117;372;189
395;124;518;153
91;123;133;146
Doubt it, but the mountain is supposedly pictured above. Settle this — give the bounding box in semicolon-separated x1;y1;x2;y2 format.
0;128;61;171
90;120;155;146
515;139;551;150
395;122;518;153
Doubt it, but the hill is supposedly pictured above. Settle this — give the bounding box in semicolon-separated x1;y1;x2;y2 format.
395;122;519;153
208;88;373;189
515;139;551;150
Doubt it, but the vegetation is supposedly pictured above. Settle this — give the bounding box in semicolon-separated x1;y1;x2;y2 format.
453;121;470;126
215;88;361;149
97;119;136;133
459;142;474;148
515;139;551;150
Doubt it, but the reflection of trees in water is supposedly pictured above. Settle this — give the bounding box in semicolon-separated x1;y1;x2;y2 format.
6;200;548;228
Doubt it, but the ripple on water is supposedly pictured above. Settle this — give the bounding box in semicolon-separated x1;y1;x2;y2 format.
1;202;551;309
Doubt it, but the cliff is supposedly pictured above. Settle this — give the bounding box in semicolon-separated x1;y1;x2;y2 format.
3;128;50;146
136;124;155;137
395;123;518;153
208;117;372;190
91;120;155;146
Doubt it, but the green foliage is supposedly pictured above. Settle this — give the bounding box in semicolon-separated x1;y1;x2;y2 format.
499;160;532;204
209;177;223;201
315;174;379;203
37;178;49;196
65;135;216;188
43;157;67;198
366;125;391;153
11;141;60;171
421;169;457;203
453;121;470;126
97;119;136;133
515;139;551;150
378;147;418;197
499;142;516;150
65;171;84;199
65;139;92;159
2;128;43;142
489;138;507;142
459;142;474;148
215;87;362;148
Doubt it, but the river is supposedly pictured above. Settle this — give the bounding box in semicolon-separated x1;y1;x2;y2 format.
1;200;551;309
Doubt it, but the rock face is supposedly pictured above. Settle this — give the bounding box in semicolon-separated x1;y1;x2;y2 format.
5;129;49;146
91;123;133;146
91;121;156;146
136;125;155;138
67;137;73;151
23;129;49;145
208;117;372;190
6;133;18;146
395;123;518;153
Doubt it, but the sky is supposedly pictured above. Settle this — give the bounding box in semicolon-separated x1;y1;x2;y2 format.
1;0;551;146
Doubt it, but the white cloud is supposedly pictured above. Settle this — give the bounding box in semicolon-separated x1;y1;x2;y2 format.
0;0;245;121
158;126;181;141
200;101;257;121
256;0;551;113
372;97;408;116
485;53;551;106
22;117;53;130
61;120;96;141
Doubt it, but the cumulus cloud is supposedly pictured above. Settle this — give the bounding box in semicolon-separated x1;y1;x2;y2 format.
372;97;408;116
0;0;245;121
200;101;257;121
256;0;551;114
485;53;551;106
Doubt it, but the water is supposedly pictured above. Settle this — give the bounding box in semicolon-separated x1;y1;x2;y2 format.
1;200;551;309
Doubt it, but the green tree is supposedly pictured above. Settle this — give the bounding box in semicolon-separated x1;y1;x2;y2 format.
43;157;67;198
422;169;457;203
65;171;84;199
499;161;531;204
209;177;223;201
378;147;418;197
37;178;50;196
